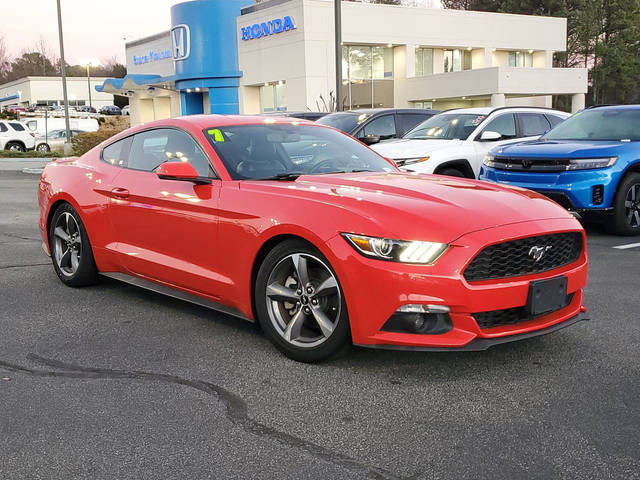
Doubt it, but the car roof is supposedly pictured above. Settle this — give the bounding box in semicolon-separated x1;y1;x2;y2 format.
339;108;439;115
440;106;569;116
586;104;640;111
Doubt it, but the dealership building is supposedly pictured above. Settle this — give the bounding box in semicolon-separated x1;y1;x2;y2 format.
0;76;115;110
97;0;588;126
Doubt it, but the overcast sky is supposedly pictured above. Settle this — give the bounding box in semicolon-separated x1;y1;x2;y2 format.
2;0;182;65
3;0;440;66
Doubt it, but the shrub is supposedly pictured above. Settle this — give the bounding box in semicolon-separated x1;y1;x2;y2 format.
71;129;121;156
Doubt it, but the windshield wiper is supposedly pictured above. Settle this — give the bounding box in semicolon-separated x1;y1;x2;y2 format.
258;172;306;181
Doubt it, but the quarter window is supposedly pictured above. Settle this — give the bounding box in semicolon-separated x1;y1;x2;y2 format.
0;123;7;132
102;138;129;167
481;114;516;139
545;114;565;128
518;113;551;137
128;128;213;177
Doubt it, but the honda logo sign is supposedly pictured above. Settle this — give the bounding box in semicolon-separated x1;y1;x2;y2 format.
171;24;191;61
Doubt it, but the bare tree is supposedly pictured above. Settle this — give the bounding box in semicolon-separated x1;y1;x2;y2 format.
0;34;10;80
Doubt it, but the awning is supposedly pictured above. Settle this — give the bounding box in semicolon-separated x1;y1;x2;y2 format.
95;74;168;94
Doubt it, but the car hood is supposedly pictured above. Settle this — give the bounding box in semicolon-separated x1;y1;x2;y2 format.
493;139;630;158
243;172;574;243
371;139;463;159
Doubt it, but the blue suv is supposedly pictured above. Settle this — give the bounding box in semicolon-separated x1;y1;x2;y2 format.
479;105;640;235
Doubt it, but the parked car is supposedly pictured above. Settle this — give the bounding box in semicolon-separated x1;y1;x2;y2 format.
4;104;26;113
317;108;439;144
479;105;640;235
35;129;82;152
38;115;588;362
371;107;570;178
121;105;130;116
100;105;122;115
77;105;97;113
23;117;99;137
260;111;327;121
0;120;35;152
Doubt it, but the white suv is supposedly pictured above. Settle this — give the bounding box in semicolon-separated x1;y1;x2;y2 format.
0;120;36;152
371;107;570;178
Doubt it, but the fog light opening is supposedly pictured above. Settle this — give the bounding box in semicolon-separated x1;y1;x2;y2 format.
382;304;453;335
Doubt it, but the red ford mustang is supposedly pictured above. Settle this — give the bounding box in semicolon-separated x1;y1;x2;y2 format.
38;115;588;362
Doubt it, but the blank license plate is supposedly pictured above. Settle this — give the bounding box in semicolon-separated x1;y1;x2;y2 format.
526;276;568;316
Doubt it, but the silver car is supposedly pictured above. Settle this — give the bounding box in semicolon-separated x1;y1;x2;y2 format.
35;129;81;153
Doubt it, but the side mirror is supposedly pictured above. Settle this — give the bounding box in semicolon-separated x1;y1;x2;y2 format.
361;135;380;146
479;130;502;142
156;161;211;184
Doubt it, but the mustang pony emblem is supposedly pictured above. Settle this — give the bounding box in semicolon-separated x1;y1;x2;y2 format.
529;245;553;262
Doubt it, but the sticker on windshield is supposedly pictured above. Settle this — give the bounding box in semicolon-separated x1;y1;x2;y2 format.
471;115;486;126
207;128;225;142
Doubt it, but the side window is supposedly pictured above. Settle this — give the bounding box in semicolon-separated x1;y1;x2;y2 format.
545;114;565;128
9;122;25;131
25;120;37;131
129;128;213;177
358;115;397;140
482;113;516;139
398;114;431;136
518;113;551;137
0;123;7;133
102;138;129;167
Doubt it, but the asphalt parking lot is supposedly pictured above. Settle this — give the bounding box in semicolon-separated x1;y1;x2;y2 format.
1;169;638;480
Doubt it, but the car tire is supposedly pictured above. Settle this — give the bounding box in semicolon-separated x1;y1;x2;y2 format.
48;203;99;287
255;239;351;362
610;172;640;236
5;142;25;152
438;167;466;178
36;143;51;153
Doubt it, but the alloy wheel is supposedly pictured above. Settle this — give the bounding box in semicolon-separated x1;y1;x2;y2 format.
624;183;640;228
265;253;341;348
37;143;50;153
8;143;23;152
53;212;82;276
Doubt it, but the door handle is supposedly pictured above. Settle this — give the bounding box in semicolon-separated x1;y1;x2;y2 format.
111;187;130;199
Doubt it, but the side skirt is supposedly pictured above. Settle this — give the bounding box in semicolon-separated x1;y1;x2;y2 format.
100;271;253;322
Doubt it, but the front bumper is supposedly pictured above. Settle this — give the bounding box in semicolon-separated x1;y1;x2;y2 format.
478;165;618;210
325;218;588;349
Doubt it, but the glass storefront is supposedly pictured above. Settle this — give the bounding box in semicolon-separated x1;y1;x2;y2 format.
508;51;533;67
341;45;394;110
443;49;471;73
260;82;287;112
415;48;433;76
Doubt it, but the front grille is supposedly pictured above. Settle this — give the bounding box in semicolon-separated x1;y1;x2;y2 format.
463;232;583;282
473;293;574;329
490;157;570;172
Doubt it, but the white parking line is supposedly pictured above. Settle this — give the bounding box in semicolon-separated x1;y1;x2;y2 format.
612;242;640;250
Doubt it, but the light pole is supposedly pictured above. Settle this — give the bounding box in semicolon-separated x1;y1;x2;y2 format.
81;59;99;110
55;0;72;154
334;0;343;111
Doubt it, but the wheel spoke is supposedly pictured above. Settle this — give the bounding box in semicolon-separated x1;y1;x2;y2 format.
266;282;298;302
60;248;71;268
315;276;337;297
311;306;334;338
625;200;633;208
54;226;70;242
70;250;80;271
628;210;634;223
634;210;640;227
291;254;310;286
631;186;637;201
283;309;306;341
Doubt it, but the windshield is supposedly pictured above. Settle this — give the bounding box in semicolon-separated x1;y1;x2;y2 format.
404;113;486;140
204;123;396;180
542;108;640;141
316;112;370;133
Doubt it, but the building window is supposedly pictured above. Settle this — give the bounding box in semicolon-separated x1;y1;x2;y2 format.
415;48;433;76
443;49;471;72
414;101;433;109
260;82;287;113
341;45;394;110
508;51;533;67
